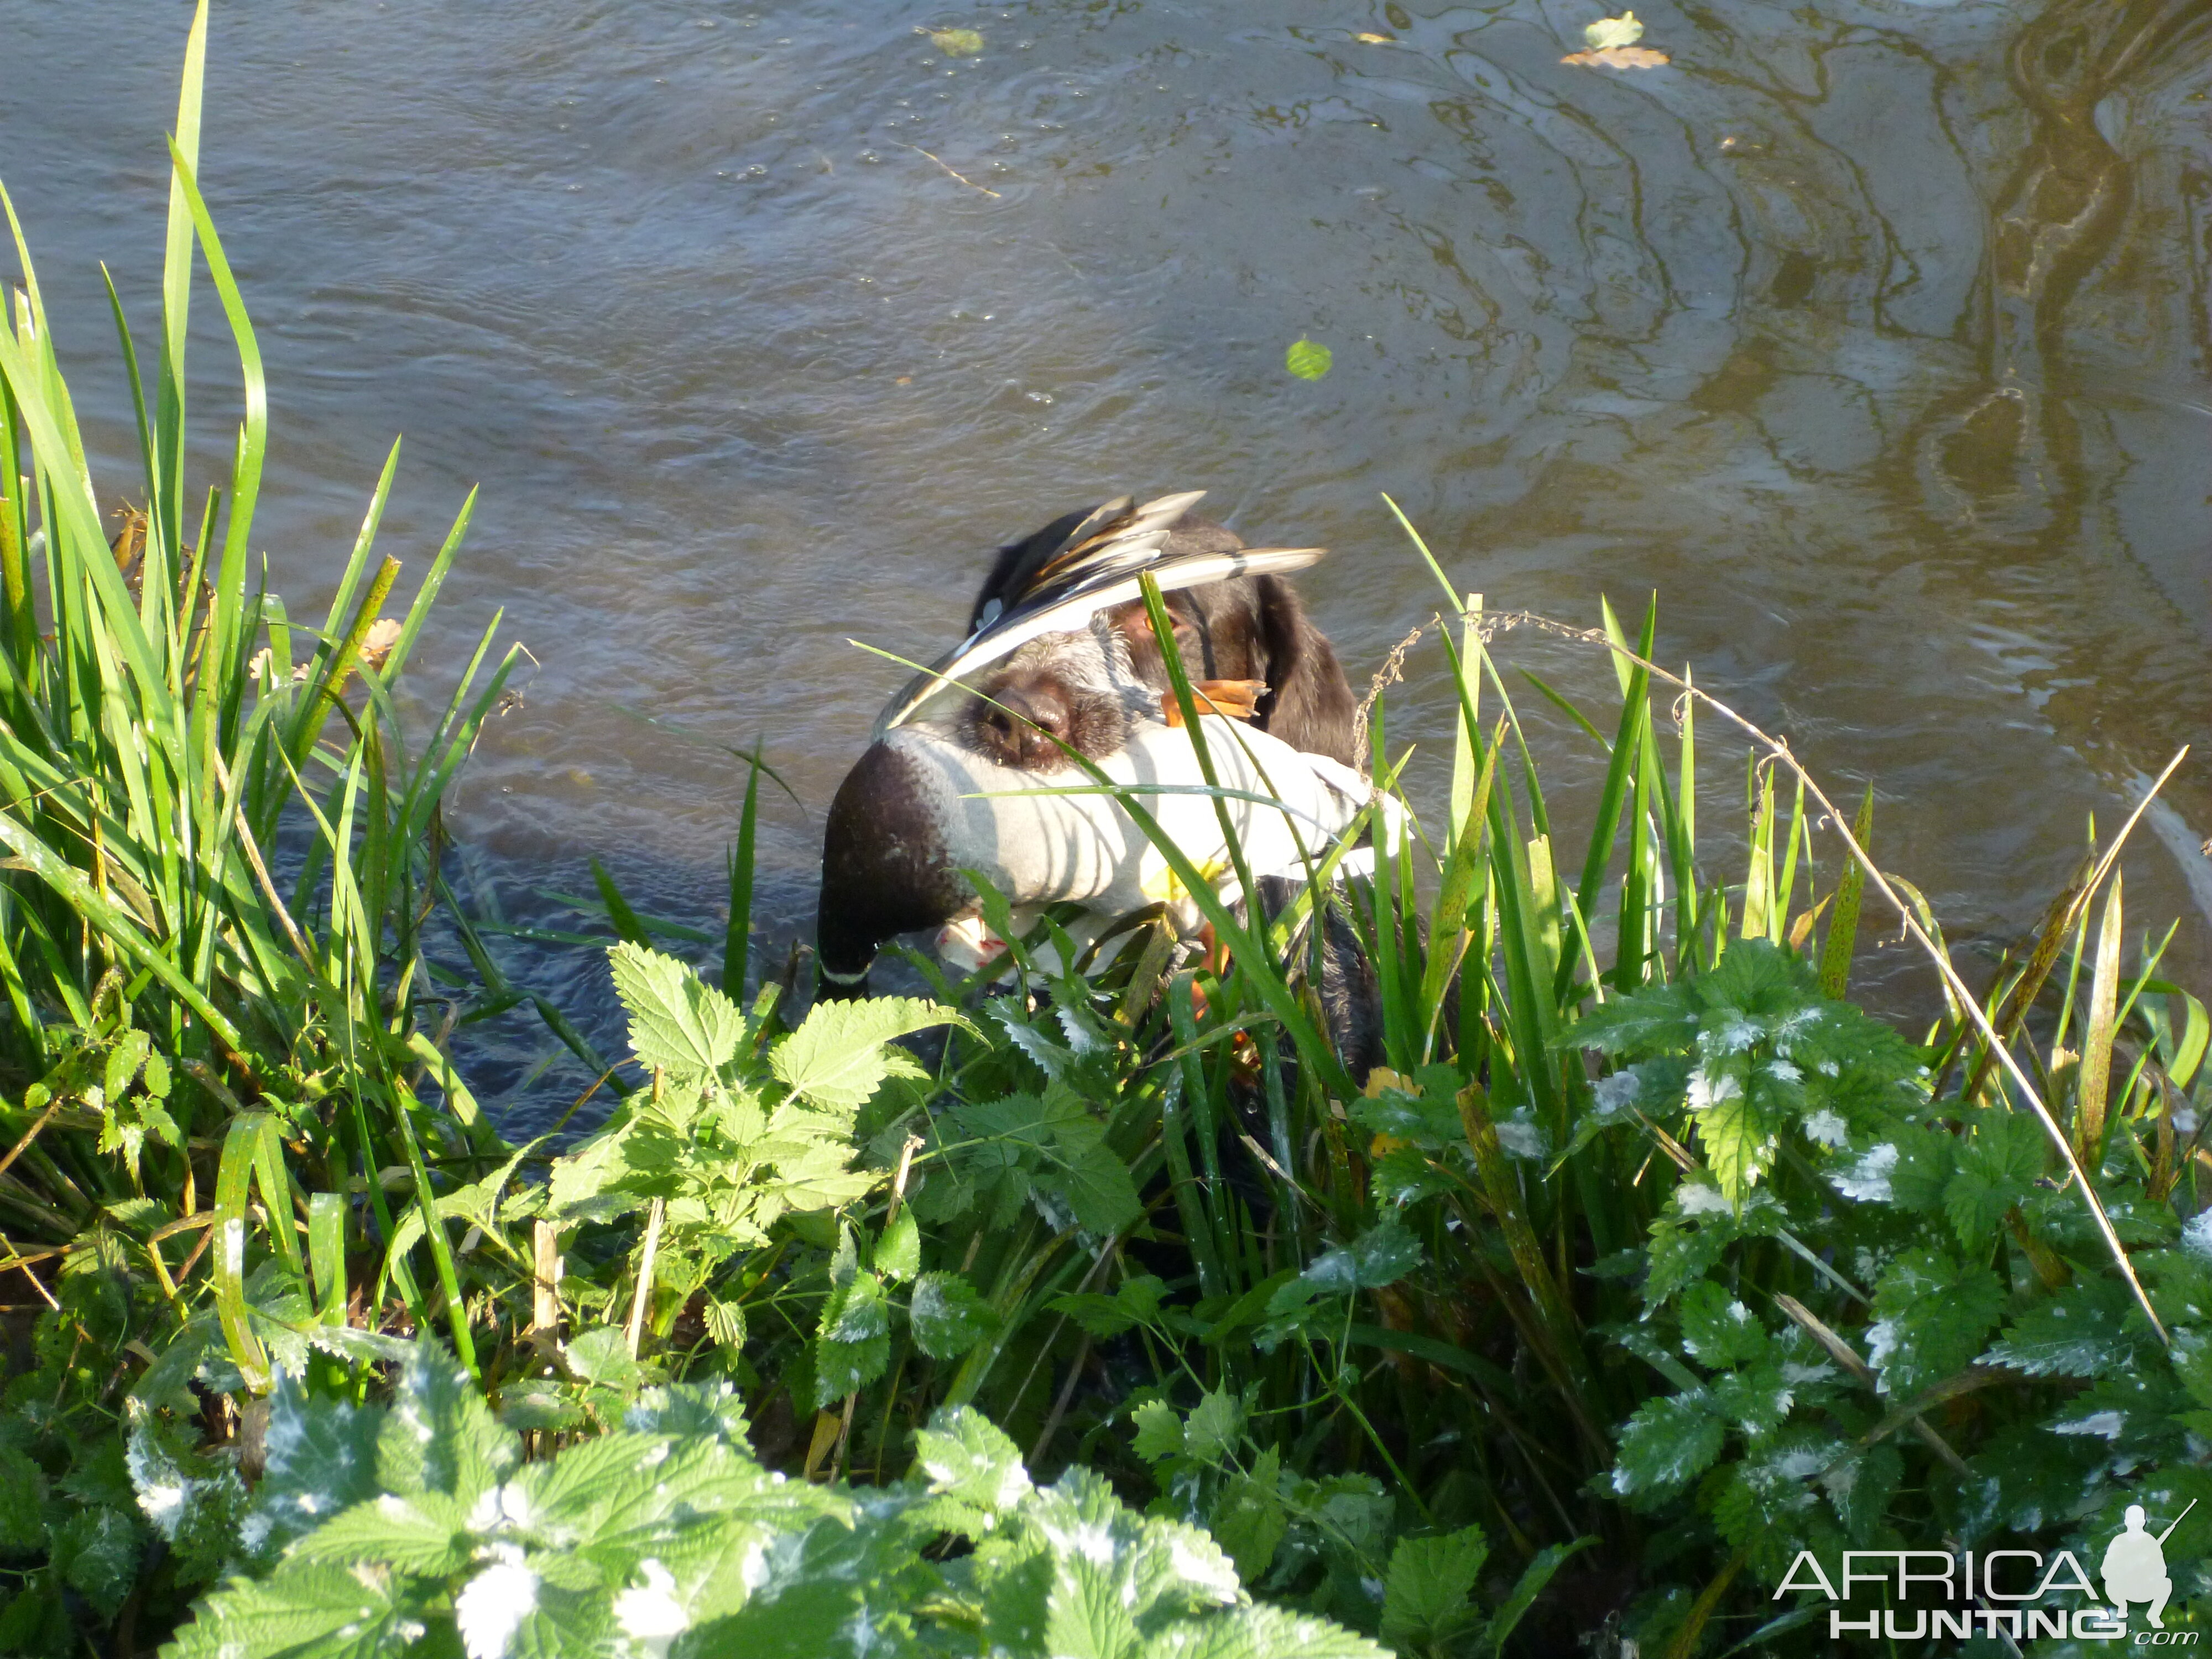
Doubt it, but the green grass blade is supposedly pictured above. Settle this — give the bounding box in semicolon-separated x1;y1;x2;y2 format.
1818;785;1872;999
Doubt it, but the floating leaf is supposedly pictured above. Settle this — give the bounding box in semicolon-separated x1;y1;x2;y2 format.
1583;10;1643;48
1353;32;1395;44
1562;44;1670;67
1285;338;1333;380
928;27;984;57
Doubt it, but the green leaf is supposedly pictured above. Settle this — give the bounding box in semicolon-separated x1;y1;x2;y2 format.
127;1415;248;1583
815;1273;892;1406
623;1380;752;1446
1380;1524;1489;1648
928;27;984;56
1610;1392;1724;1496
288;1490;472;1577
376;1344;520;1504
1208;1446;1285;1585
1943;1106;2045;1249
770;996;964;1113
1132;1400;1186;1463
1482;1537;1594;1656
51;1505;141;1619
248;1375;384;1563
611;941;747;1078
910;1271;997;1359
704;1297;749;1350
1868;1249;2004;1398
0;1445;49;1549
103;1027;151;1099
1185;1389;1244;1464
1285;338;1333;380
914;1406;1032;1514
1982;1277;2141;1378
1677;1281;1768;1370
1710;1362;1794;1436
566;1326;643;1392
1142;1604;1392;1658
875;1209;920;1283
166;1559;440;1659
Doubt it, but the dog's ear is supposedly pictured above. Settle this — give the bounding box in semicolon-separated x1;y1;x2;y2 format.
1253;575;1358;766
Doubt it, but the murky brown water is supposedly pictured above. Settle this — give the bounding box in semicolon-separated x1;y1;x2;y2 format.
5;0;2210;1125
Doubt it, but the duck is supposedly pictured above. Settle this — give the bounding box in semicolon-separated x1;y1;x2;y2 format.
817;492;1371;992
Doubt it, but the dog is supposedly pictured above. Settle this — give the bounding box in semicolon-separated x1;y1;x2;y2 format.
816;491;1364;991
958;498;1357;770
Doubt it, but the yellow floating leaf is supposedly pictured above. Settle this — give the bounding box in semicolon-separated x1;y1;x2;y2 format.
1583;10;1644;49
927;27;984;57
1561;44;1671;68
1353;32;1396;43
1285;338;1333;380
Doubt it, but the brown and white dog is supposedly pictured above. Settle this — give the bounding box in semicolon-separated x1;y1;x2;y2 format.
957;502;1357;771
816;493;1361;991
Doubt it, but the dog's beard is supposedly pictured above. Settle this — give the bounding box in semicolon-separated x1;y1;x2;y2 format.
953;617;1156;771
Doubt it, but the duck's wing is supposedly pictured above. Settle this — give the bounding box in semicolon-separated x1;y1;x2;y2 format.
874;491;1326;734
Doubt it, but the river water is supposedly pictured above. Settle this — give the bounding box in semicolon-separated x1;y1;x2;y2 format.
4;0;2210;1126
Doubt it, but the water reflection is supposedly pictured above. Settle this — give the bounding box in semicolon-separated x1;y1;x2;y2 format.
1;0;2208;1126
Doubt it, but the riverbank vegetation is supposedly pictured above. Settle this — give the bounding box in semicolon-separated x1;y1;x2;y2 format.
2;11;2208;1656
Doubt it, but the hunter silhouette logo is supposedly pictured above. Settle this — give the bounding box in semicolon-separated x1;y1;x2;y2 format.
2104;1500;2192;1630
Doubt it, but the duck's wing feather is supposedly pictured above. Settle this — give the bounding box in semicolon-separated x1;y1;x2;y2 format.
876;491;1326;734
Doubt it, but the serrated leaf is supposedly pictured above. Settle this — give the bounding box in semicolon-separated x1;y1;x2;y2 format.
1209;1446;1285;1584
1610;1392;1724;1495
566;1326;643;1392
704;1297;748;1350
624;1380;752;1446
1132;1399;1186;1463
1141;1603;1394;1658
249;1375;385;1562
1185;1389;1243;1464
288;1491;472;1576
51;1505;140;1619
377;1345;520;1505
915;1405;1032;1514
770;997;964;1113
815;1275;891;1406
1710;1361;1794;1436
1677;1281;1768;1370
164;1559;434;1659
910;1270;998;1359
611;941;748;1077
0;1446;48;1549
1867;1248;2004;1398
1381;1524;1488;1647
1981;1277;2137;1377
104;1028;151;1100
875;1209;920;1282
1943;1107;2045;1249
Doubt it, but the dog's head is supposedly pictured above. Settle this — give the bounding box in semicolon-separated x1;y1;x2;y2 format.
955;613;1156;772
966;509;1357;767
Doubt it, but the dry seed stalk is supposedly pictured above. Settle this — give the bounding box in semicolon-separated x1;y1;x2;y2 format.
1466;604;2182;1343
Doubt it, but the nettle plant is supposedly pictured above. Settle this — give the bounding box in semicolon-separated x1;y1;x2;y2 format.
153;1342;1388;1659
531;945;996;1406
1571;940;2212;1623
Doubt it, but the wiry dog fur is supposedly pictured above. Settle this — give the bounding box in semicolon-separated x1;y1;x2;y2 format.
958;508;1358;770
